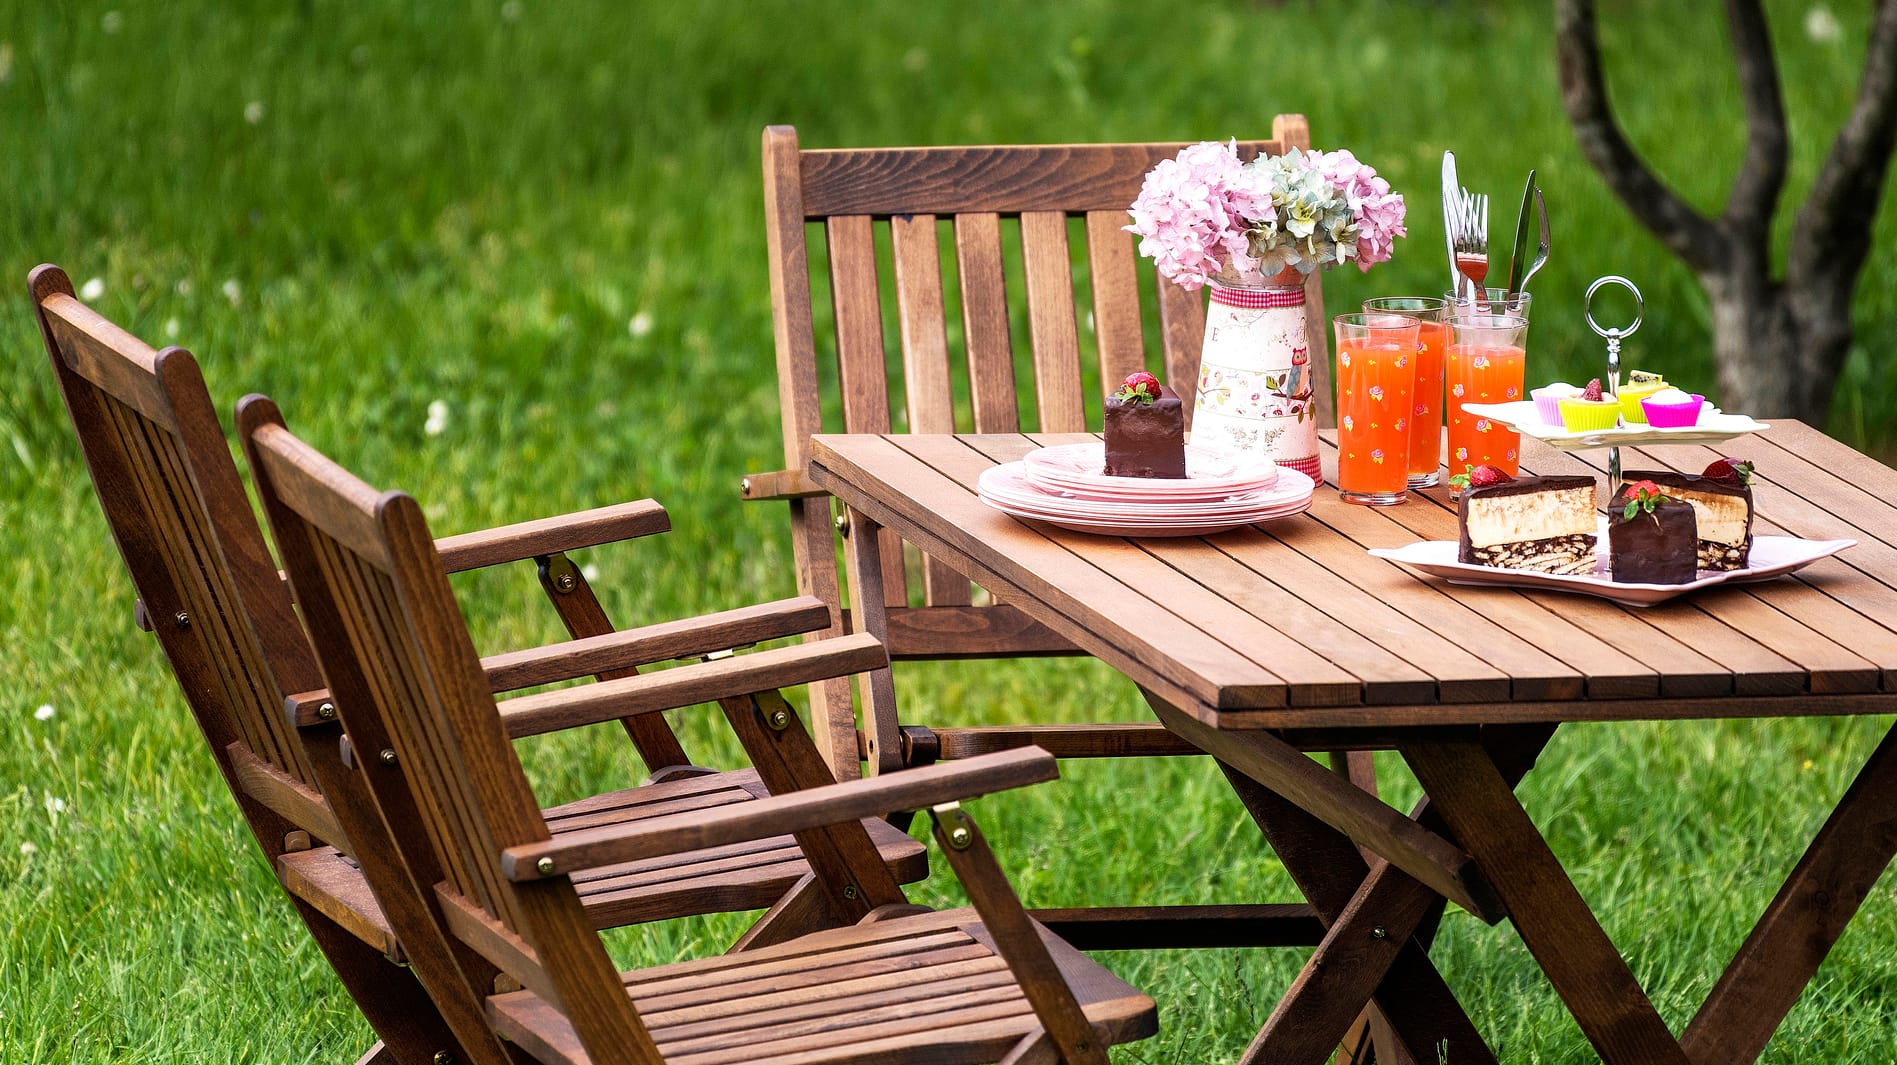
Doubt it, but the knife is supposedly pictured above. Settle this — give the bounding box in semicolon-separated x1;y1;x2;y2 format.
1505;168;1537;295
1441;151;1461;297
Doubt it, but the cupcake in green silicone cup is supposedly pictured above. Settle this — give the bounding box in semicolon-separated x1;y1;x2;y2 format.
1617;370;1669;424
1559;378;1621;431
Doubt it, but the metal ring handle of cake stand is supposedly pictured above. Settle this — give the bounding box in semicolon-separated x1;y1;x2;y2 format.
1585;275;1644;485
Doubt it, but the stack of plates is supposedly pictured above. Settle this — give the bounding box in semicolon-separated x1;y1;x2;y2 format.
978;442;1314;536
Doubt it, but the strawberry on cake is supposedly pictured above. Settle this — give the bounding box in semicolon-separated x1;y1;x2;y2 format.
1618;458;1755;570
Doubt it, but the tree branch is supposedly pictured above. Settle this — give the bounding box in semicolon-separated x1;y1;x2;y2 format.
1789;0;1897;292
1722;0;1790;239
1555;0;1726;273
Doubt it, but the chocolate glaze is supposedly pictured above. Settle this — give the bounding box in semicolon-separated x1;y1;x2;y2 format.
1104;385;1186;478
1456;475;1596;565
1620;468;1753;569
1608;496;1699;584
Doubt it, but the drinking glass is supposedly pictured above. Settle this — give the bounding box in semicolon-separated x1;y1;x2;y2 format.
1363;296;1446;488
1445;287;1532;320
1332;313;1421;506
1444;312;1530;494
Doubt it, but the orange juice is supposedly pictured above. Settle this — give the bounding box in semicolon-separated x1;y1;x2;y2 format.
1445;343;1526;478
1335;338;1418;499
1408;320;1447;481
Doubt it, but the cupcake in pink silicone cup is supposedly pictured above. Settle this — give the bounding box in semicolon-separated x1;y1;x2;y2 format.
1641;387;1705;428
1531;382;1580;425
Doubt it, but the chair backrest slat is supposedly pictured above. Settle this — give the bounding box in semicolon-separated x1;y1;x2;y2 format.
889;214;955;435
1082;209;1148;394
1019;210;1085;433
952;212;1019;433
1158;279;1208;428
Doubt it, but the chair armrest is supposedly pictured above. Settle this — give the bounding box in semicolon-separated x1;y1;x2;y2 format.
283;596;841;726
739;468;827;502
480;596;834;693
433;499;670;572
501;747;1058;880
495;631;888;738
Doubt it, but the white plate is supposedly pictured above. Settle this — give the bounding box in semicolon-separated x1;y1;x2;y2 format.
979;462;1315;537
1021;441;1279;500
1460;400;1769;451
1369;532;1856;608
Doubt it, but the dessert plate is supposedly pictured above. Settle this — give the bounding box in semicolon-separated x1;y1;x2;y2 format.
1021;442;1278;501
1369;533;1856;608
1460;400;1769;451
979;462;1315;537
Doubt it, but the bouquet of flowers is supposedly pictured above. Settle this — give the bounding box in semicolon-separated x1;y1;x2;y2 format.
1125;140;1407;290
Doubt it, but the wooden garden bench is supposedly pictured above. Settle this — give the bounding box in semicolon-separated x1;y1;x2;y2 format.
32;264;925;1065
746;121;1337;780
239;396;1158;1065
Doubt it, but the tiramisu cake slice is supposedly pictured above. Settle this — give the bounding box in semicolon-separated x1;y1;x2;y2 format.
1454;466;1599;574
1618;458;1754;570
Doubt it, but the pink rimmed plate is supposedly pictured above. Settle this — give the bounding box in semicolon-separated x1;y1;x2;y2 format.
979;462;1315;537
1369;531;1856;608
1021;441;1278;501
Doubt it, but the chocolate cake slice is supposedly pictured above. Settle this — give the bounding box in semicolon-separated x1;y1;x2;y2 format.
1619;468;1753;570
1104;382;1187;479
1457;475;1598;574
1608;487;1700;585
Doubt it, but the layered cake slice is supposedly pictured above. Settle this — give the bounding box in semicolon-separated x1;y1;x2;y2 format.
1104;371;1187;478
1455;466;1599;574
1618;458;1754;570
1608;480;1699;584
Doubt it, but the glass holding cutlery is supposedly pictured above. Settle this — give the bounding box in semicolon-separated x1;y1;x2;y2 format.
1332;313;1421;506
1445;312;1529;493
1363;297;1447;488
1445;287;1532;320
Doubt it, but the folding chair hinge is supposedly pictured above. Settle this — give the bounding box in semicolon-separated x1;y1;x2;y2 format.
702;648;736;662
537;553;580;595
931;802;974;850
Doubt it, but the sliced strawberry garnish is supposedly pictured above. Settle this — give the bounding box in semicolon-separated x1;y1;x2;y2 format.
1702;457;1755;486
1580;377;1604;402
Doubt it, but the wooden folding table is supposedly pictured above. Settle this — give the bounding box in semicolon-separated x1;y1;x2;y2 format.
806;423;1897;1064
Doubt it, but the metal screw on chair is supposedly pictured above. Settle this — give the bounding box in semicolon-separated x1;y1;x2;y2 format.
947;826;972;850
174;610;191;629
316;701;336;720
378;748;397;766
841;884;859;900
1074;1040;1091;1055
536;857;556;877
833;512;850;537
740;477;751;495
433;1053;455;1065
1371;925;1388;940
553;571;576;593
766;707;791;731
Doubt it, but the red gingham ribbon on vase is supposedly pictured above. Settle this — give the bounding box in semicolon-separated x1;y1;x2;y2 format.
1209;283;1307;309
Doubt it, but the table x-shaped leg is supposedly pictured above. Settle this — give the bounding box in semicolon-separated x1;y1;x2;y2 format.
1402;717;1897;1065
1143;695;1533;1065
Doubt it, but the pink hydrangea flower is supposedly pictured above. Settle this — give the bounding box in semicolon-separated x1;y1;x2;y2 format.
1125;141;1277;290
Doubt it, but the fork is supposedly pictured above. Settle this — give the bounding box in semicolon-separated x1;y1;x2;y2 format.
1453;190;1489;303
1456;187;1487;299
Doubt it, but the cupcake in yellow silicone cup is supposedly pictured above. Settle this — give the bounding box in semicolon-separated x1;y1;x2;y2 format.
1617;370;1669;424
1558;377;1621;431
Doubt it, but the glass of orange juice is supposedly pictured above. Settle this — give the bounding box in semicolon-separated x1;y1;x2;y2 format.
1444;312;1530;495
1363;297;1447;488
1332;313;1421;506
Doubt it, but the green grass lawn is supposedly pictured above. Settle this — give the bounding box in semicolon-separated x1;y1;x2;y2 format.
5;1;1897;1061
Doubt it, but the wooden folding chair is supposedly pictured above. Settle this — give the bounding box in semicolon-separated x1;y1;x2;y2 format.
746;121;1336;779
239;397;1159;1065
32;264;925;1065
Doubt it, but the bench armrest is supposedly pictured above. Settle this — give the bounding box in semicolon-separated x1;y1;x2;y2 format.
434;499;670;572
739;468;827;502
500;747;1058;880
495;631;888;738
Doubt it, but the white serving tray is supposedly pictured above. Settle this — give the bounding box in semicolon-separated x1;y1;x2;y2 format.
1460;400;1769;451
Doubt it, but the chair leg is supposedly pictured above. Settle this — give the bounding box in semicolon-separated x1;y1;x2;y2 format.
290;897;474;1065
